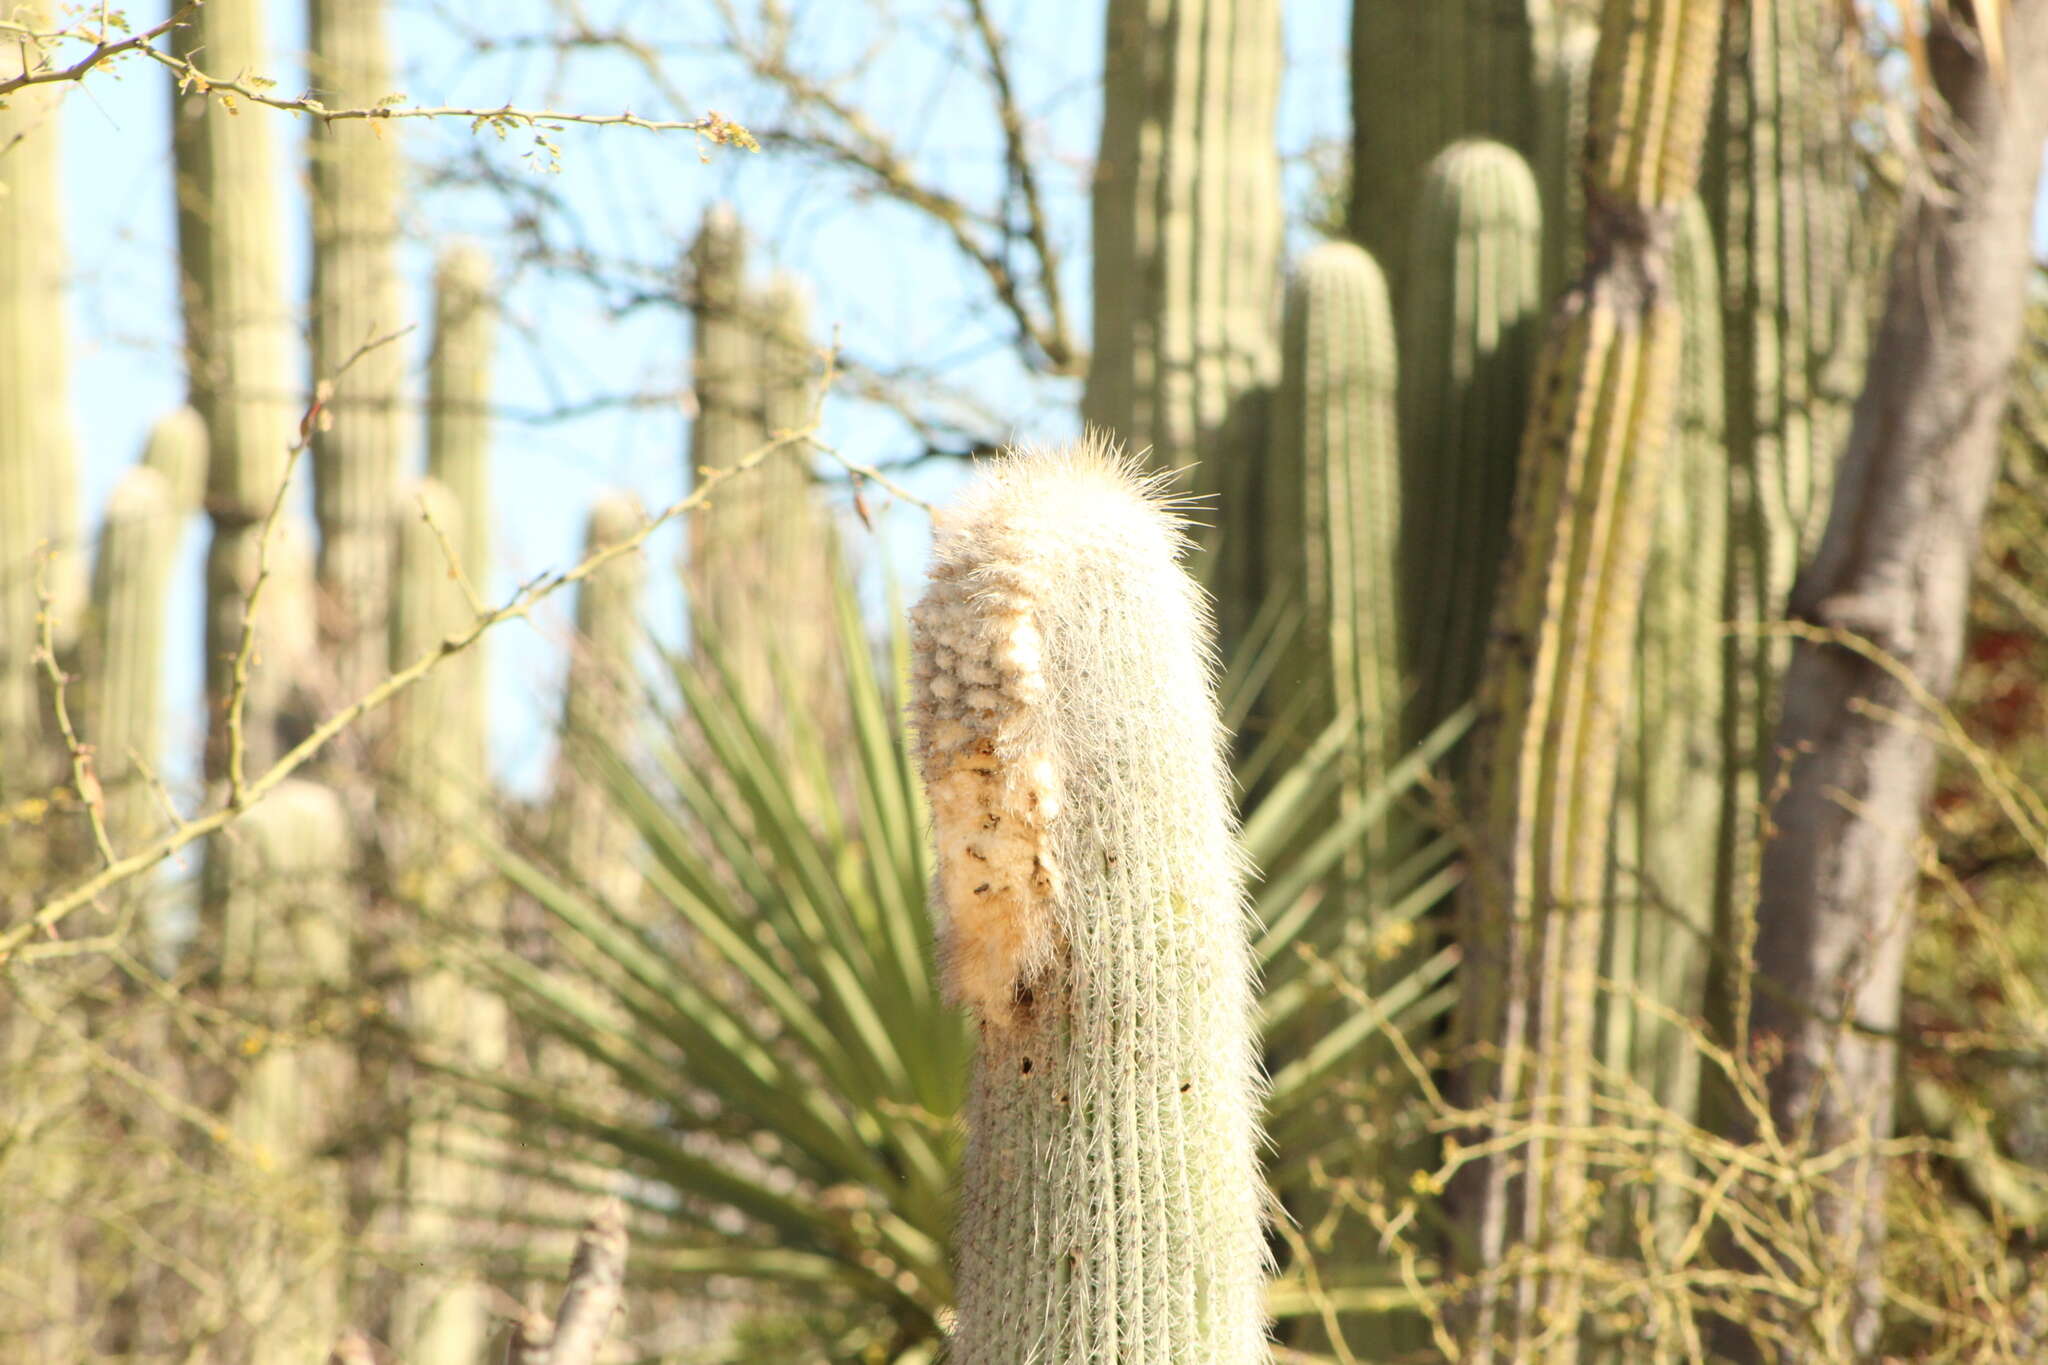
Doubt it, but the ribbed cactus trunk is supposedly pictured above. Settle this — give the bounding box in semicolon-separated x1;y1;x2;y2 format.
1348;1;1542;284
1447;3;1723;1361
1265;241;1404;903
1600;194;1725;1292
1534;22;1599;304
0;2;76;811
172;0;309;790
551;492;648;910
215;779;355;1363
1399;139;1545;751
426;245;495;781
1703;0;1866;1076
681;207;834;710
1083;0;1282;653
387;478;504;1365
309;0;407;705
912;440;1268;1362
83;428;200;863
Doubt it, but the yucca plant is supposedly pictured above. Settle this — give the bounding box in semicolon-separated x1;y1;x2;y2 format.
421;542;1468;1359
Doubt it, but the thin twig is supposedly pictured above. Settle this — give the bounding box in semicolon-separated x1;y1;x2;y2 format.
0;3;194;98
32;556;113;869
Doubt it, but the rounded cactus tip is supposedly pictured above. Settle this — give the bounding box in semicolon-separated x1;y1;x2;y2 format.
584;489;646;548
434;241;492;293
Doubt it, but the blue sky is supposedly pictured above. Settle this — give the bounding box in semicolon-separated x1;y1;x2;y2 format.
51;1;2048;804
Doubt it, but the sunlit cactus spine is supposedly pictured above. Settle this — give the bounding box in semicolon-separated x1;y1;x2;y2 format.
425;244;496;781
214;778;355;1365
1447;2;1724;1358
1084;0;1282;652
171;0;306;789
911;438;1268;1363
1398;138;1544;751
1603;192;1726;1166
0;2;78;803
1265;240;1403;886
1348;1;1542;283
551;491;648;911
308;0;408;703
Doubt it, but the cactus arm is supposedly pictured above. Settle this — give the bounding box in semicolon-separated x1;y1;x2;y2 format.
425;245;496;782
1447;2;1723;1359
913;437;1269;1362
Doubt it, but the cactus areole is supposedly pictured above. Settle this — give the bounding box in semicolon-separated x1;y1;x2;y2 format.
910;437;1270;1362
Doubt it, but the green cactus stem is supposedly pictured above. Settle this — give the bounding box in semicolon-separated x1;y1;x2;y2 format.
551;491;648;911
1399;138;1545;752
682;205;764;654
171;0;305;787
1534;22;1599;303
0;2;79;801
83;440;196;857
1348;2;1543;283
1705;0;1866;1062
386;477;503;1365
911;437;1268;1362
308;0;408;702
1265;240;1404;891
1601;195;1725;1266
1446;2;1724;1359
1084;0;1282;653
425;244;496;782
214;778;355;1365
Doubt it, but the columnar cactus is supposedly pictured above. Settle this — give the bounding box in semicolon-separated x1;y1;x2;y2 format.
1265;241;1403;887
1348;1;1542;283
1706;0;1864;1020
1447;2;1724;1359
426;245;496;782
683;207;764;655
911;438;1268;1362
171;0;305;786
551;491;648;910
1083;0;1282;651
1534;22;1599;303
214;778;354;1365
1603;192;1726;1149
0;2;77;802
1398;139;1544;751
308;0;408;702
82;431;198;858
386;477;503;1365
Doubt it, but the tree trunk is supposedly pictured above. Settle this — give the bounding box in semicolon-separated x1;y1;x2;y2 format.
1725;6;2048;1359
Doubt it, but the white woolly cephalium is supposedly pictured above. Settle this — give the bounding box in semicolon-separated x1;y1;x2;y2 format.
909;434;1270;1363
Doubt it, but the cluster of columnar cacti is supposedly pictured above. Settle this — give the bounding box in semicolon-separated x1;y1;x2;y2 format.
682;205;838;713
912;439;1268;1362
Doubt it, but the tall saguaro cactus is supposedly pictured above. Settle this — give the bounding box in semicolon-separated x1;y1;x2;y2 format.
1601;195;1726;1257
1398;138;1545;750
1083;0;1282;650
308;0;408;703
1265;241;1404;890
551;492;648;911
426;245;496;782
1446;2;1724;1360
82;427;200;859
911;439;1268;1362
171;0;307;787
0;2;77;805
1349;2;1544;285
